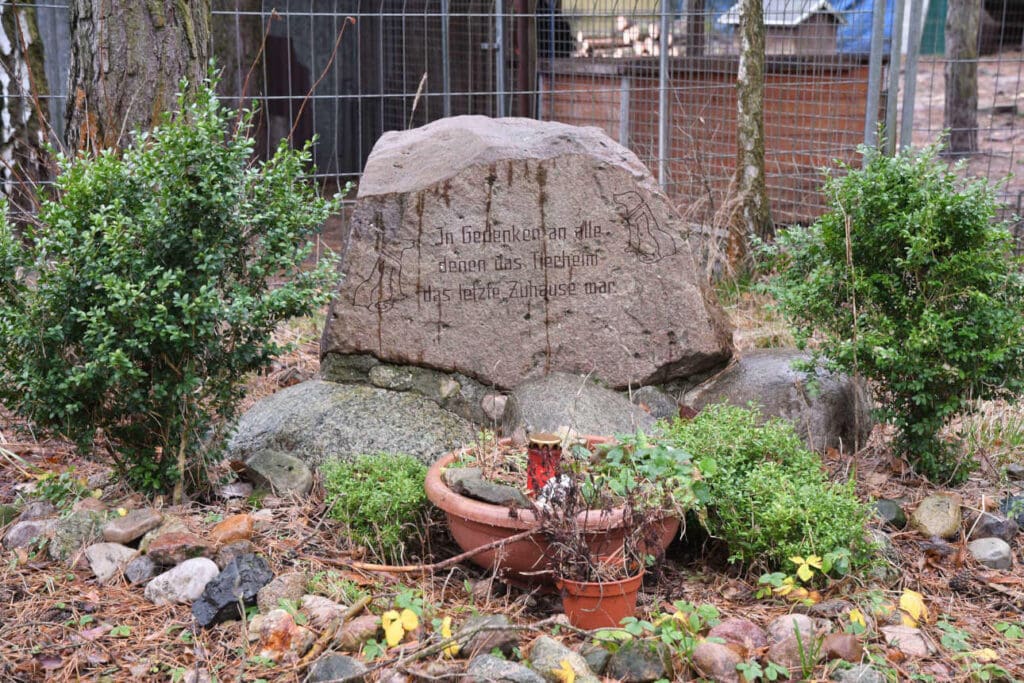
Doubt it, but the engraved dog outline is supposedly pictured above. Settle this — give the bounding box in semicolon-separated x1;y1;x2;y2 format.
351;238;415;312
614;190;679;263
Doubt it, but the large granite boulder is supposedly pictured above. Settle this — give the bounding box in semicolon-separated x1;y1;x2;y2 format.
683;349;873;452
227;379;475;467
321;116;733;391
502;372;655;437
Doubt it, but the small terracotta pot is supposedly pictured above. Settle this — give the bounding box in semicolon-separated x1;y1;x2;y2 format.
425;441;680;587
556;569;644;630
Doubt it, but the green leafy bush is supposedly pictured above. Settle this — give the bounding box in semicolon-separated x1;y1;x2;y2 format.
768;144;1024;484
0;77;339;493
322;453;429;563
664;404;873;573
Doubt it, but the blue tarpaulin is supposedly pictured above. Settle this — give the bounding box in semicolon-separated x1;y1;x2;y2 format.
706;0;892;54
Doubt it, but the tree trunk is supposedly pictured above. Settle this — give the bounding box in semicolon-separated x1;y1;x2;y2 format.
0;2;53;216
728;0;771;274
65;0;211;155
944;0;979;156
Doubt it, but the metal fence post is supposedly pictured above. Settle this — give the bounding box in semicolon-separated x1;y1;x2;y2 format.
900;0;924;151
496;0;506;117
442;0;452;117
864;0;888;148
885;0;905;153
657;0;670;191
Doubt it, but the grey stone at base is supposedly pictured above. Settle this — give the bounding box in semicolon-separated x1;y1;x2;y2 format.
226;379;475;468
502;372;655;437
683;349;873;452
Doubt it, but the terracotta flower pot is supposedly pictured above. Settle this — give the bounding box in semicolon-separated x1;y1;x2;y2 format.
556;569;644;630
424;442;679;587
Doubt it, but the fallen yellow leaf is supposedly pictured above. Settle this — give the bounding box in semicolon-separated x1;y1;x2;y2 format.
899;589;929;627
383;619;405;647
400;608;419;632
849;608;866;628
968;648;999;663
440;616;459;658
551;659;576;683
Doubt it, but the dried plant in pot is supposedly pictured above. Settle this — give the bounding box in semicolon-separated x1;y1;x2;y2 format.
541;432;710;629
424;430;703;588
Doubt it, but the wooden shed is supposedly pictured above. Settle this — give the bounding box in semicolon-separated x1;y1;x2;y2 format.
719;0;845;55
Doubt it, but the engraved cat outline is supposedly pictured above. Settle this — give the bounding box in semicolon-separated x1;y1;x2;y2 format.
614;190;679;263
351;238;415;312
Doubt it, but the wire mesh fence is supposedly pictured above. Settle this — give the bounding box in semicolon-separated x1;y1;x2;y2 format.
1;0;1023;236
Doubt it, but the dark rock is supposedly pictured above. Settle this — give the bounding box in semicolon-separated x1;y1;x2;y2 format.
873;499;907;530
466;654;544;683
461;614;520;658
1005;463;1024;481
307;654;368;683
579;643;611;675
629;386;679;420
124;555;157;584
683;348;873;452
227;380;474;468
192;554;274;627
605;641;670;682
972;512;1019;542
502;372;656;437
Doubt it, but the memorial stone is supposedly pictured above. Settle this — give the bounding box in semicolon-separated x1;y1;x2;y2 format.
322;116;733;389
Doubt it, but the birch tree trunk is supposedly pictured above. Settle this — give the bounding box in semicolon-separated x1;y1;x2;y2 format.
944;0;979;155
65;0;211;155
0;2;52;214
728;0;772;273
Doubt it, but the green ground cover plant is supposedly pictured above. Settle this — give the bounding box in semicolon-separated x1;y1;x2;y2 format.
664;404;874;573
321;453;430;563
768;143;1024;484
0;76;339;494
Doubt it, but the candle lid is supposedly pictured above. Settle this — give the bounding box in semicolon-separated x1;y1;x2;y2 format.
527;432;561;447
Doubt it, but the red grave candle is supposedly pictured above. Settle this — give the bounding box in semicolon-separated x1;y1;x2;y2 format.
526;432;562;495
